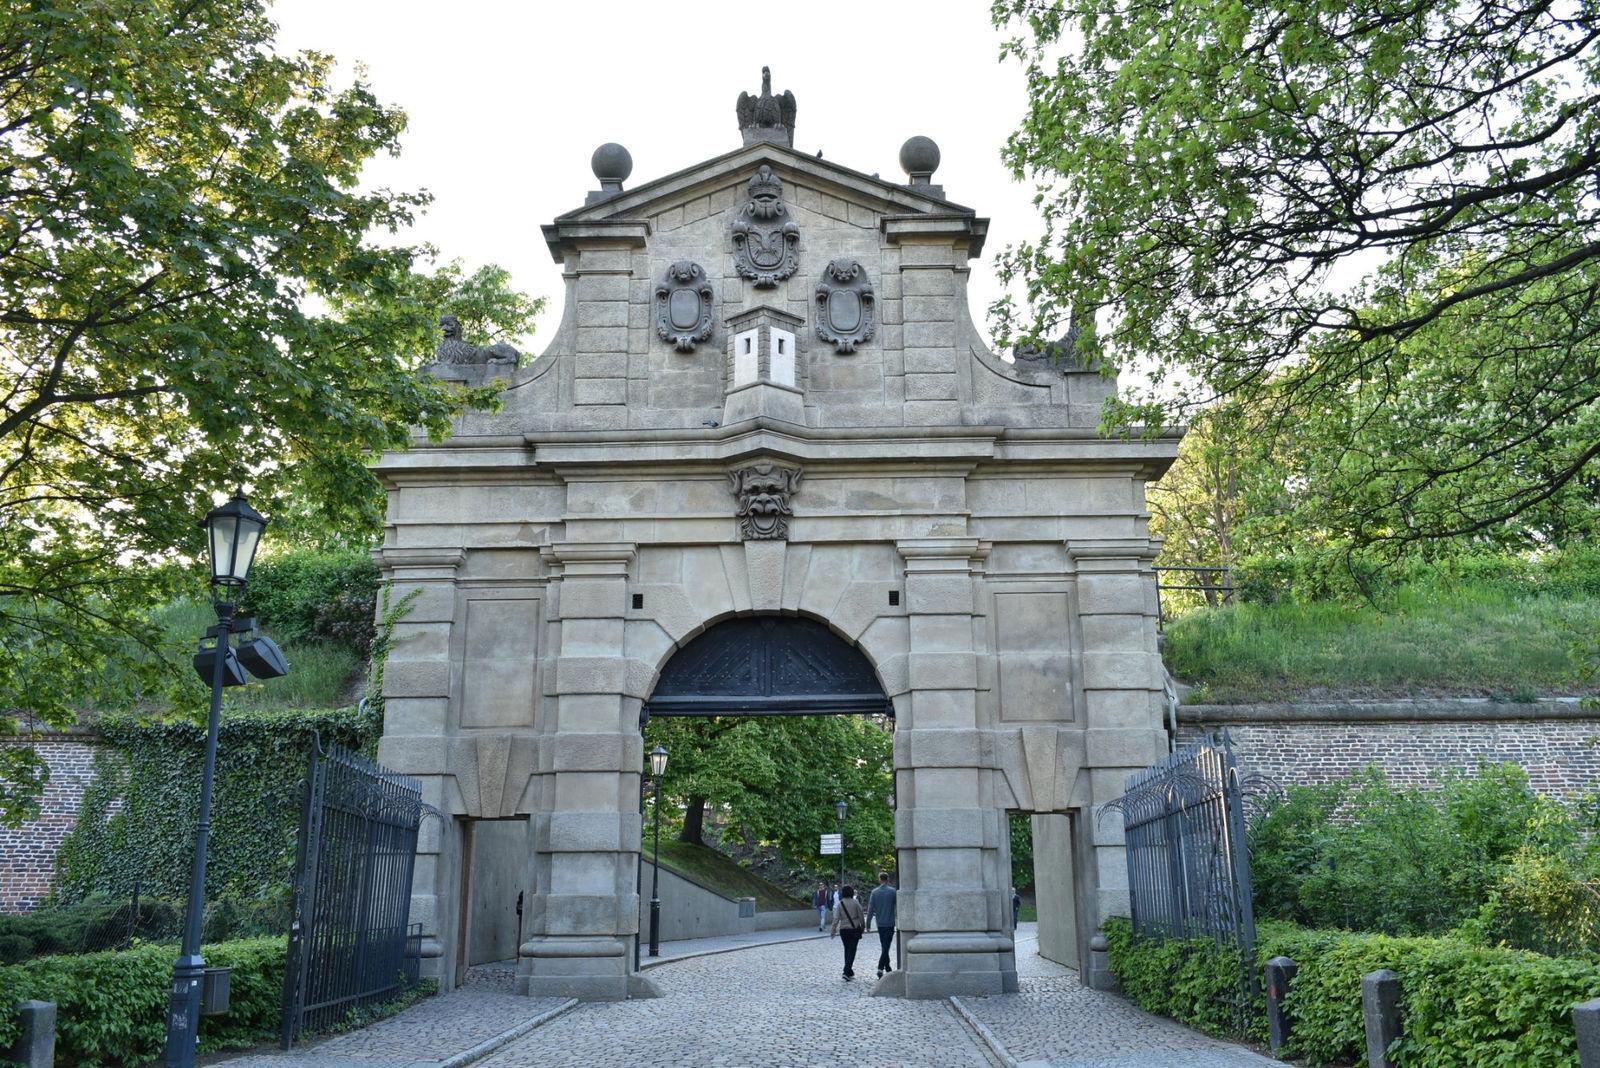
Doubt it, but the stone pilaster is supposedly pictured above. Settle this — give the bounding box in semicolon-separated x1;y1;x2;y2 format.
1067;538;1168;924
519;542;652;1000
543;221;649;427
373;547;463;984
882;214;987;425
892;538;1015;997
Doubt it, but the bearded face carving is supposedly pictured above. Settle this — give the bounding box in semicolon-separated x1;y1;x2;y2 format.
728;463;803;541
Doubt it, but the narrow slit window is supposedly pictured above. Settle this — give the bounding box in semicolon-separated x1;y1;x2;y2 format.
743;338;752;353
778;339;785;354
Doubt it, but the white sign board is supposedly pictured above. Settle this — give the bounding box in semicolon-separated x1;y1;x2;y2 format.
819;833;843;855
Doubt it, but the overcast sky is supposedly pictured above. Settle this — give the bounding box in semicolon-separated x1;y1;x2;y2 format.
269;0;1042;353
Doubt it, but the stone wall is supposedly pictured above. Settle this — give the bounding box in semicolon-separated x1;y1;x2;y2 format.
1176;701;1600;796
0;732;101;913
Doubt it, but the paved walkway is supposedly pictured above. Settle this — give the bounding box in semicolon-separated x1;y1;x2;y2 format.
640;924;827;967
956;928;1279;1068
213;989;574;1068
219;924;1276;1068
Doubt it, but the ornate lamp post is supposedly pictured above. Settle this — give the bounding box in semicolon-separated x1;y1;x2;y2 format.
648;744;668;957
836;798;848;888
164;491;286;1068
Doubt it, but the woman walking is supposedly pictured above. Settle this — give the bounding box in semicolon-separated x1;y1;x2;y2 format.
830;885;867;980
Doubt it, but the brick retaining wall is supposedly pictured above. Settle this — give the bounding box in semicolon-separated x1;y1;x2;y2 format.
1177;702;1600;796
0;734;101;913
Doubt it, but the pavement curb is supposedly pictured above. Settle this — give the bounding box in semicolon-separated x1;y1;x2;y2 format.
639;931;828;970
948;995;1020;1068
434;998;579;1068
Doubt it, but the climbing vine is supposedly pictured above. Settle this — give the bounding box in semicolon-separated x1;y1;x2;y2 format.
52;706;380;905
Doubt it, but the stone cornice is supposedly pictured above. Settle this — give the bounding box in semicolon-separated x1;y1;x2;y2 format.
540;220;650;262
373;424;1180;481
552;141;971;226
880;213;989;259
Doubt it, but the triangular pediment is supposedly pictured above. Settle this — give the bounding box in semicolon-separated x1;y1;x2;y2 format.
557;140;971;225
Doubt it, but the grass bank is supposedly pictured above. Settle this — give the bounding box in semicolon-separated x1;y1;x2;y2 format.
1165;575;1600;704
652;839;810;911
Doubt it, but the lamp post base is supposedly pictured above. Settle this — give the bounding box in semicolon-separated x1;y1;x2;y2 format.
164;952;205;1067
648;899;661;957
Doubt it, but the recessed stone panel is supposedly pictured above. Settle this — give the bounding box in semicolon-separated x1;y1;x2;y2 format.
460;598;540;728
994;591;1075;723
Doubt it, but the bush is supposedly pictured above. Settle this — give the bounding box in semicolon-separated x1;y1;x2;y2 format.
1106;917;1600;1066
243;548;379;654
1248;763;1583;940
0;936;285;1065
1103;919;1265;1041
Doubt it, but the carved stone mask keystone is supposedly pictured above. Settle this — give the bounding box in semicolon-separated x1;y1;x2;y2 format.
728;463;803;540
654;261;715;352
815;259;875;353
731;166;800;288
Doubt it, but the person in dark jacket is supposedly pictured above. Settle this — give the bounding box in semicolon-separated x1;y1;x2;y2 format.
814;881;831;930
867;871;897;978
830;885;866;980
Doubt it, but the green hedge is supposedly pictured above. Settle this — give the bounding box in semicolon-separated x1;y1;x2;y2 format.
0;937;284;1065
1105;917;1600;1066
242;548;379;653
53;705;379;905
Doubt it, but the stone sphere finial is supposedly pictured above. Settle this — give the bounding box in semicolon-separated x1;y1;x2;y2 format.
591;143;633;185
899;135;941;181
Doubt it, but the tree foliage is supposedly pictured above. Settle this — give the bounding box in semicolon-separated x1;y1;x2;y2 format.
0;2;539;821
643;714;896;878
995;0;1600;552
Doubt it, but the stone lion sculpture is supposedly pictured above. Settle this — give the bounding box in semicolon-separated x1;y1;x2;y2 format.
435;315;520;366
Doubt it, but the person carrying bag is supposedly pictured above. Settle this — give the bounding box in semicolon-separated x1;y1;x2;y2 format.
830;885;867;980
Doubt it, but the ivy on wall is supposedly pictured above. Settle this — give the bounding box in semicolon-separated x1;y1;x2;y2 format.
52;705;380;905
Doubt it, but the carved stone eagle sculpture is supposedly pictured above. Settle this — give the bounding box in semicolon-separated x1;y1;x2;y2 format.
736;67;796;147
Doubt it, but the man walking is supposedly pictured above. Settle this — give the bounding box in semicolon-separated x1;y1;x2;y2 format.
814;881;831;930
867;871;897;979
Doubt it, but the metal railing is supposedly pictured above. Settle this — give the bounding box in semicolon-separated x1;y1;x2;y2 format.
281;742;425;1047
1102;731;1260;1019
1153;565;1235;629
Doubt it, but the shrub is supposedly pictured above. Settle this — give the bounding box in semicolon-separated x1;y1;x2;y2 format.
1103;918;1265;1041
0;936;285;1065
1106;917;1600;1066
243;548;379;654
1248;763;1578;940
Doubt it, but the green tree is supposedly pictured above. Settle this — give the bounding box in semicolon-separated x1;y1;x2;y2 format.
0;1;538;823
995;0;1600;553
643;715;895;877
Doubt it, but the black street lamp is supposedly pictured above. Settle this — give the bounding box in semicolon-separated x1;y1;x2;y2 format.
836;799;848;888
647;745;668;958
164;491;286;1068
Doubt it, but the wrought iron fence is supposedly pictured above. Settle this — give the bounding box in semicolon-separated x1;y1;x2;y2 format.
281;741;425;1047
1102;731;1261;1018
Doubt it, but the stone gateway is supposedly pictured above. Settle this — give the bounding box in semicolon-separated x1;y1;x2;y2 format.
373;70;1180;1002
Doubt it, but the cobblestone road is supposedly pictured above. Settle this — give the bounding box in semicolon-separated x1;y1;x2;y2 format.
956;929;1279;1068
215;988;570;1068
218;926;1278;1068
477;935;998;1068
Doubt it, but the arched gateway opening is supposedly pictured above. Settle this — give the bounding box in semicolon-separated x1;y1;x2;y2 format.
637;615;899;976
645;616;892;719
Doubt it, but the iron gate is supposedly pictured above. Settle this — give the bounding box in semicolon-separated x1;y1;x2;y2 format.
1103;731;1261;1012
281;740;425;1047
